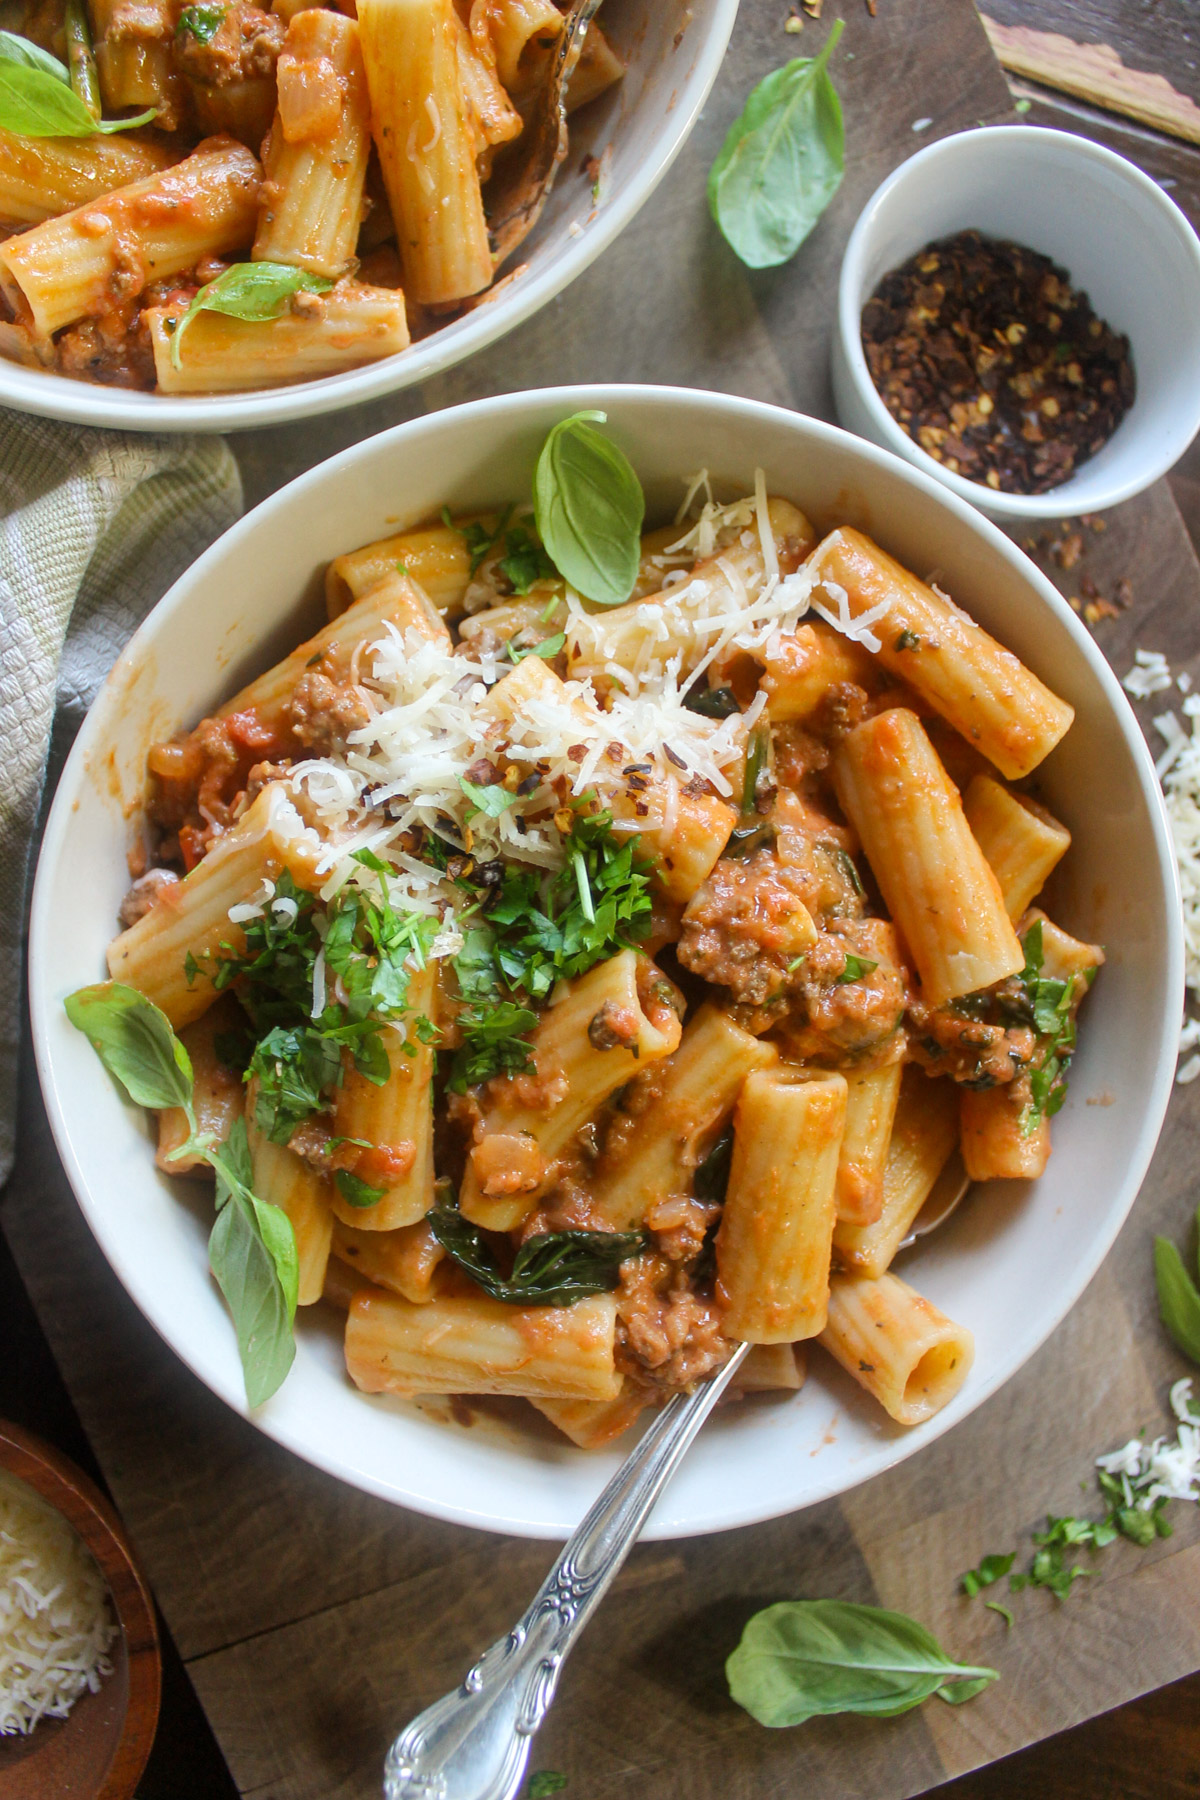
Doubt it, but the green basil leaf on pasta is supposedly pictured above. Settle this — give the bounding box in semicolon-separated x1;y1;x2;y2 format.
65;981;195;1112
0;41;155;134
1155;1231;1200;1364
170;261;334;369
208;1119;299;1405
0;30;70;83
726;1600;998;1727
708;20;845;270
533;411;645;607
334;1169;386;1210
837;954;878;984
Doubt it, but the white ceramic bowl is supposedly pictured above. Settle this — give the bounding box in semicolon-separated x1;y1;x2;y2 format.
0;0;736;434
832;125;1200;522
30;385;1183;1539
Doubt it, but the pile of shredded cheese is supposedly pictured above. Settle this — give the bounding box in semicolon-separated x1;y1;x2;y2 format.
285;474;878;932
1096;1378;1200;1507
1124;648;1200;1084
0;1470;117;1736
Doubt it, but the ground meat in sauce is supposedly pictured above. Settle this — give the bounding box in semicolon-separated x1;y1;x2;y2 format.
174;2;285;88
615;1256;733;1392
678;848;822;1007
118;866;180;927
55;310;156;389
285;671;372;756
809;680;876;746
908;990;1036;1087
644;1194;720;1264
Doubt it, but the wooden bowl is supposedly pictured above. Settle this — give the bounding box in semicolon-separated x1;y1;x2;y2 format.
0;1421;160;1799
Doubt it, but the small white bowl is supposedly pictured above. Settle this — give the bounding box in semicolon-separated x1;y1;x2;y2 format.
832;125;1200;522
29;386;1183;1539
0;0;737;434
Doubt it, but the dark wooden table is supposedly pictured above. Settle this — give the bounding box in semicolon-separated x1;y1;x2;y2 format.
6;2;1200;1796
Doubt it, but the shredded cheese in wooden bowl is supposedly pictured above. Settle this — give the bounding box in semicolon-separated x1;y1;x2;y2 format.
0;1467;117;1737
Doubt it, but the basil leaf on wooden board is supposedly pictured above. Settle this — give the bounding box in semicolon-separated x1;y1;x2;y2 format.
1155;1228;1200;1363
64;982;195;1113
429;1205;645;1307
0;35;156;135
170;262;334;368
532;411;645;607
708;19;845;270
726;1600;998;1727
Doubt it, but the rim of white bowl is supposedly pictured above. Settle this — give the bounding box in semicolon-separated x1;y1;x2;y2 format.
0;1;739;435
837;124;1200;522
29;385;1185;1538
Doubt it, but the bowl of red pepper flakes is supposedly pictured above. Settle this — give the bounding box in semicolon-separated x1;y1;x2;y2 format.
832;126;1200;522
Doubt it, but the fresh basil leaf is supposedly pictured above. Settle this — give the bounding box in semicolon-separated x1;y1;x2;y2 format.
837;954;878;985
526;1777;568;1800
177;3;226;41
533;411;645;607
429;1205;645;1306
448;999;537;1092
334;1169;386;1209
0;46;155;134
726;1600;998;1727
171;262;333;368
1155;1232;1200;1364
937;1675;996;1706
694;1127;734;1204
65;982;195;1113
460;777;517;820
208;1177;297;1406
741;724;769;816
708;19;845;270
0;30;69;82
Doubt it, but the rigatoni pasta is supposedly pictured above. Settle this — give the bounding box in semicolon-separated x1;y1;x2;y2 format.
0;0;624;393
79;436;1098;1450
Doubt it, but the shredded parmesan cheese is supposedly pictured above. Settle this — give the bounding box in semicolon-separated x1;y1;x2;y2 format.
0;1470;117;1737
1096;1379;1200;1508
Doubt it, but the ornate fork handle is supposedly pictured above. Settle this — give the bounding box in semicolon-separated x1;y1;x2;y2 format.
382;1341;750;1800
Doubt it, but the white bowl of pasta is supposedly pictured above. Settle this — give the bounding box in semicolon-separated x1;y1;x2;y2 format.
0;0;736;429
30;385;1182;1539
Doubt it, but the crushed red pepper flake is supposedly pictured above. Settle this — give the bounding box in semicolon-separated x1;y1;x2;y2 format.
861;229;1135;496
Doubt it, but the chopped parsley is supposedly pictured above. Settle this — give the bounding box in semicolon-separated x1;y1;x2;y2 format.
176;2;225;39
195;858;438;1143
334;1169;386;1208
959;1552;1014;1597
894;628;921;651
505;631;566;664
1014;920;1094;1136
442;505;555;592
446;809;654;1089
684;685;741;719
837;953;878;984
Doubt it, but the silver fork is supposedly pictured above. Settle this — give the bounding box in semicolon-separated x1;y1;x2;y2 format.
382;1340;751;1800
381;1165;974;1799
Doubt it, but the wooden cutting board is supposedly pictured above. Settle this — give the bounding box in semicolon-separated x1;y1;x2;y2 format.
6;2;1200;1796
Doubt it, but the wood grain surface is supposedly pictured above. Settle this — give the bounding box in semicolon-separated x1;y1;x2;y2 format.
6;2;1200;1797
981;9;1200;145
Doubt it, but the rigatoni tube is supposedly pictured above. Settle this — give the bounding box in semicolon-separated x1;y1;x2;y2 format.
344;1288;622;1401
0;130;176;229
820;1269;974;1426
357;0;493;304
592;1005;777;1230
0;136;260;339
147;281;409;395
460;950;684;1231
964;774;1071;923
329;964;437;1232
833;708;1024;1006
832;1066;960;1278
716;1069;847;1344
253;8;373;279
810;528;1074;779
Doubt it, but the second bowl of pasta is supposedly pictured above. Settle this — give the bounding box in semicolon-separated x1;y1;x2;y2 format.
30;385;1181;1538
0;0;736;428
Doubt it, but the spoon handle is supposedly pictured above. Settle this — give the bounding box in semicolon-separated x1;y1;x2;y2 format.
382;1341;750;1800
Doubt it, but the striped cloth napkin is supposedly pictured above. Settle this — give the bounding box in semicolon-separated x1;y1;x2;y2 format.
0;410;242;1185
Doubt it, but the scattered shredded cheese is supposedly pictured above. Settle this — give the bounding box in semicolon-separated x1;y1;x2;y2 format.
0;1470;117;1737
1095;1379;1200;1508
1125;649;1200;1083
